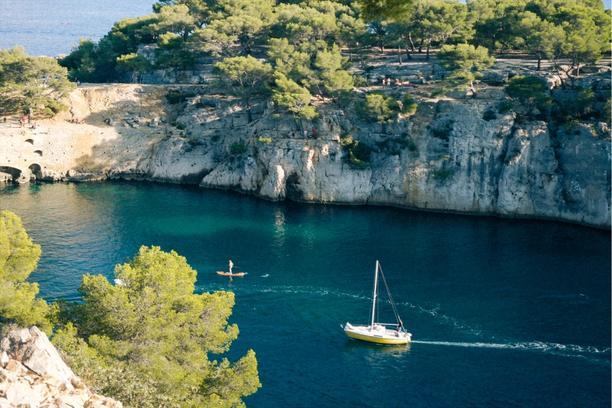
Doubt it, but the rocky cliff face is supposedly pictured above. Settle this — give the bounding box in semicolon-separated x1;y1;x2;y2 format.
0;326;121;407
0;78;609;228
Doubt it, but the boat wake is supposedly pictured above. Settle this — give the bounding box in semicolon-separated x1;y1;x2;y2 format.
411;340;611;362
196;283;610;363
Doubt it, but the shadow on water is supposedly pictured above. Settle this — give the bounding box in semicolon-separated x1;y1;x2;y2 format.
1;182;610;407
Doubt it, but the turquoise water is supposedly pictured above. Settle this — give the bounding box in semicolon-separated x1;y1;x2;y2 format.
0;182;610;407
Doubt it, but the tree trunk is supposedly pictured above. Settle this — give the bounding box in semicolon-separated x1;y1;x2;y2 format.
537;56;542;71
246;98;253;123
469;80;476;97
397;46;402;65
408;33;416;52
426;44;430;60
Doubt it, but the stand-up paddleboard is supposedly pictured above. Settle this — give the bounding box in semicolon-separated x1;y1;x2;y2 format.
217;259;247;279
216;271;248;277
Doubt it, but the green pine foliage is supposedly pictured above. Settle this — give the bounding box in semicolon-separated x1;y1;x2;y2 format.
52;0;610;123
0;212;261;407
0;48;75;117
0;211;56;333
360;93;400;124
272;72;317;119
437;43;495;90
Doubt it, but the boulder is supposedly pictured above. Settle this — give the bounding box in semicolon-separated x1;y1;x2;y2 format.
0;326;122;408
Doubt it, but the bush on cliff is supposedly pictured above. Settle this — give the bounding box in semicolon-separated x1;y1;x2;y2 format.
0;47;75;118
0;212;261;407
505;76;552;118
360;93;400;124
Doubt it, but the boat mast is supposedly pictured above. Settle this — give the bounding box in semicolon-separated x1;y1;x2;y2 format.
370;260;379;328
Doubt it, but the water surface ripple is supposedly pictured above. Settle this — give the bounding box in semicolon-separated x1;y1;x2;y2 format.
1;182;610;407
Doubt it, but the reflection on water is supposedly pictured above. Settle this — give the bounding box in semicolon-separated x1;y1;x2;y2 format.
272;208;286;249
0;181;610;407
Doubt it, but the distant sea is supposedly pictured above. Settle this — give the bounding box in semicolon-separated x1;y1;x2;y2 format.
0;0;609;57
0;0;154;56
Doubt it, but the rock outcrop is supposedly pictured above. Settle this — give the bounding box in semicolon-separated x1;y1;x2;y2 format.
0;326;121;408
0;75;609;228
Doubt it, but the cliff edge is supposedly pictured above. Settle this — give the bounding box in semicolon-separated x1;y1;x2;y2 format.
0;326;121;407
0;74;609;228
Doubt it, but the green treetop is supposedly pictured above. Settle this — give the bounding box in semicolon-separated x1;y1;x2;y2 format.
0;211;55;333
192;0;276;56
0;47;75;117
517;11;565;70
389;0;473;59
215;55;273;119
554;3;610;75
151;4;197;40
0;212;261;406
272;72;318;120
437;43;495;93
56;245;261;406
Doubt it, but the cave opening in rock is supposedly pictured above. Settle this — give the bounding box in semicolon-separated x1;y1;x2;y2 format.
0;166;22;183
285;173;302;201
34;150;43;157
25;139;34;145
29;164;42;181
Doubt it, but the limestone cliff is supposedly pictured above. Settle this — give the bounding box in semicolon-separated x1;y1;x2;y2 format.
0;326;121;407
0;77;609;228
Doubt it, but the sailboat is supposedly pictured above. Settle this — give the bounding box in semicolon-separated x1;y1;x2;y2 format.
343;260;412;345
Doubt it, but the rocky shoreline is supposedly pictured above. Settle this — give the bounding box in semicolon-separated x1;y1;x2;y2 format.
0;76;610;229
0;326;121;407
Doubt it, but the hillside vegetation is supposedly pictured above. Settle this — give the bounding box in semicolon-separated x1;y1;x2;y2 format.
0;210;260;407
56;0;610;119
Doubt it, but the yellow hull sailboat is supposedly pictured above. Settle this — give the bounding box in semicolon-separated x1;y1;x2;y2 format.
343;260;412;345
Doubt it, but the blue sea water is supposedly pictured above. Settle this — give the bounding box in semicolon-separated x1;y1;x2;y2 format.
0;0;154;56
0;182;610;407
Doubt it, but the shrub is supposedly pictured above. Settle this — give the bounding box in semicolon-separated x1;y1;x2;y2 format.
401;94;418;116
552;87;595;121
497;100;514;114
339;134;354;146
340;136;372;169
230;141;247;155
166;90;186;104
257;136;273;144
360;93;400;123
405;138;418;152
348;143;372;169
433;168;454;182
482;108;497;121
431;121;454;140
505;76;551;115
